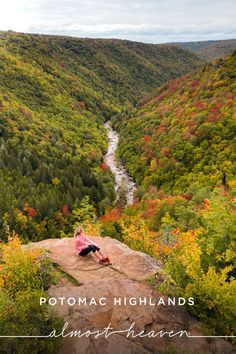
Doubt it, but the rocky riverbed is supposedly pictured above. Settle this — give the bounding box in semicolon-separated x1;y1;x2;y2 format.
104;122;136;206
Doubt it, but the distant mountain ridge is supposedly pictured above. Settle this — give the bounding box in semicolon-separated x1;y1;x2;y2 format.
170;39;236;61
0;31;204;107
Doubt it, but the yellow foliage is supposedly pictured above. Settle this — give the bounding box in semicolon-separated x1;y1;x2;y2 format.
150;158;157;172
120;215;159;257
52;177;60;186
185;266;236;330
173;229;202;279
14;209;28;229
166;228;236;335
0;234;43;294
83;223;100;236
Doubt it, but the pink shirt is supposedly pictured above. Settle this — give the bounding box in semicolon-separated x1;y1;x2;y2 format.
75;235;98;252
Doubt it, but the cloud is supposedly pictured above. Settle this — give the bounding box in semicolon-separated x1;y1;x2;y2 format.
0;0;236;42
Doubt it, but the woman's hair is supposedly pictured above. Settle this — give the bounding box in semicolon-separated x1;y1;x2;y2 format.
74;227;83;238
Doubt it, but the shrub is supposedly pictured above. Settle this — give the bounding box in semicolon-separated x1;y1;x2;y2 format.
0;234;62;353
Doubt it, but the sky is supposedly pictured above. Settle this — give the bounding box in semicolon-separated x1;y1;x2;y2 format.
0;0;235;43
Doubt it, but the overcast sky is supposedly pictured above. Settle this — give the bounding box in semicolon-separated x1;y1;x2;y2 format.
0;0;235;43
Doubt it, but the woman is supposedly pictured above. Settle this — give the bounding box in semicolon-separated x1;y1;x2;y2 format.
74;227;111;264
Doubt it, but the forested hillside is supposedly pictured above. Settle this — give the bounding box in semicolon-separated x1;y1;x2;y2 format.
0;31;203;241
103;52;236;336
172;39;236;61
115;51;236;193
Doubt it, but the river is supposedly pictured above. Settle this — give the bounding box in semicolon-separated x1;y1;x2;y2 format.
104;122;136;206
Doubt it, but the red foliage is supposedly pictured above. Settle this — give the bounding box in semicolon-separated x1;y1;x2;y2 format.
78;101;86;109
161;147;170;156
183;131;192;139
19;107;32;119
146;147;153;158
176;107;184;116
182;194;193;201
169;83;180;92
184;119;195;127
156;123;168;136
207;102;222;121
213;102;222;110
153;89;171;103
59;61;66;68
206;114;220;123
101;162;108;171
191;80;199;88
23;204;37;218
62;204;69;216
28;208;37;218
195;100;205;110
73;101;86;110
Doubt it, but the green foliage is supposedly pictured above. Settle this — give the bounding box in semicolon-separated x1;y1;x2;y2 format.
72;195;96;228
198;191;236;274
100;220;124;242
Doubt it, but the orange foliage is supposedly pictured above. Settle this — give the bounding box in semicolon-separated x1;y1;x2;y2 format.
100;208;121;222
144;135;151;143
62;204;69;216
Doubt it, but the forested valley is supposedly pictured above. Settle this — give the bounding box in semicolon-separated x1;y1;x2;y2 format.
0;31;203;241
0;31;235;348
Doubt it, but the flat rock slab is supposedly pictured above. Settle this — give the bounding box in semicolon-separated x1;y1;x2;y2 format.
30;236;163;283
28;237;236;354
